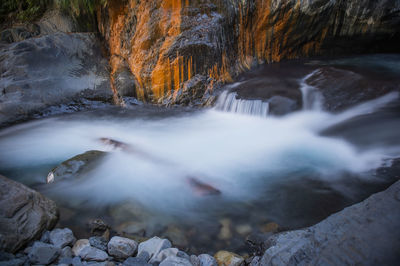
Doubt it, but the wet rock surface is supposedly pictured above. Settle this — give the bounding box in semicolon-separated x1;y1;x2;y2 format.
0;175;59;253
0;32;112;127
252;180;400;265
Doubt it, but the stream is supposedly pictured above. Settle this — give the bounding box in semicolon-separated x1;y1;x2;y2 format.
0;54;400;254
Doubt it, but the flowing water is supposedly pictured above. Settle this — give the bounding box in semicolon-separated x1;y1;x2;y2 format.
0;54;400;254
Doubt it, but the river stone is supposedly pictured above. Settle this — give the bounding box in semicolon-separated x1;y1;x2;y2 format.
72;256;84;266
60;246;73;258
159;256;192;266
28;241;60;265
78;246;108;262
50;228;76;248
40;230;51;243
137;237;171;261
90;236;108;251
0;175;59;253
107;236;138;260
150;247;189;264
214;251;244;266
198;254;218;266
253;180;400;265
190;255;200;266
72;239;90;256
47;150;107;183
123;257;151;266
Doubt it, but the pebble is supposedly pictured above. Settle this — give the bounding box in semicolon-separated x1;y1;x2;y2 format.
78;246;109;262
60;246;73;258
28;241;60;265
159;256;192;266
90;236;108;251
50;228;76;248
72;239;90;257
198;254;218;266
190;254;200;266
107;236;138;260
214;251;244;266
137;236;171;261
123;256;151;266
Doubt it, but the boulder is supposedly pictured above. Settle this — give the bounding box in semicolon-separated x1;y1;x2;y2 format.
27;241;60;265
214;251;244;266
78;246;108;262
47;150;107;183
137;237;172;261
107;236;138;260
252;180;400;265
0;175;59;253
49;228;76;248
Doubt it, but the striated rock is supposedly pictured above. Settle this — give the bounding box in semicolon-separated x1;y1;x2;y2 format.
198;254;218;266
0;32;111;127
72;239;90;257
78;246;109;262
98;0;400;104
159;255;193;266
0;175;59;253
107;236;138;260
47;150;107;183
137;236;172;261
27;241;60;265
252;180;400;265
214;251;244;266
49;228;76;248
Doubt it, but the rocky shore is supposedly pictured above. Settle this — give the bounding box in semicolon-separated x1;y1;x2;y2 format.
1;173;399;266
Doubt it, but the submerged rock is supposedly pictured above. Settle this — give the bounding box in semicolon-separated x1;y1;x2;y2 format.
214;251;244;266
47;150;107;183
253;180;400;265
0;175;58;253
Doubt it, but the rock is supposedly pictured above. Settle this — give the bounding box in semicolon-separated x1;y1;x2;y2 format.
60;246;73;258
259;223;279;234
59;257;73;265
89;219;110;237
159;256;193;266
198;254;218;266
47;151;107;183
89;236;108;251
50;228;76;248
40;230;51;243
0;32;111;126
0;175;59;253
235;224;252;236
28;241;60;265
123;257;151;266
0;257;27;266
150;247;189;264
72;256;84;266
190;255;200;266
72;239;90;257
78;246;108;262
218;219;232;240
268;96;298;116
214;251;244;266
253;180;400;265
85;262;115;266
137;237;172;261
107;236;138;260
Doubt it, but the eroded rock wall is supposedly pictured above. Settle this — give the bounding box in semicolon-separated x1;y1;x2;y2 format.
98;0;400;104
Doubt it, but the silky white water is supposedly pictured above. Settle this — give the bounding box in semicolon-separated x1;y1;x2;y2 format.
0;89;398;214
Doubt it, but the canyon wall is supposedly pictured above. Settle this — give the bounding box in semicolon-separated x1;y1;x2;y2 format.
98;0;400;105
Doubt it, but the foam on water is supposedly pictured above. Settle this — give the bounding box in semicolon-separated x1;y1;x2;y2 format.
0;82;398;214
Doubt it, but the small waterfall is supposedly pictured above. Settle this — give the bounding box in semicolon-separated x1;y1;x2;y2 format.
300;69;324;111
215;91;269;117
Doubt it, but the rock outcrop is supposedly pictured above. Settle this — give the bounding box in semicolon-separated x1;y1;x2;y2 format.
251;180;400;265
98;0;400;104
0;175;59;253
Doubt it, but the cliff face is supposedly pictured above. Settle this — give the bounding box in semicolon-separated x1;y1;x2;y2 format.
98;0;400;105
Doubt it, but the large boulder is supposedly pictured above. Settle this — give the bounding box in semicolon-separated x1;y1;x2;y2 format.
252;180;400;265
0;175;59;253
0;32;112;127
